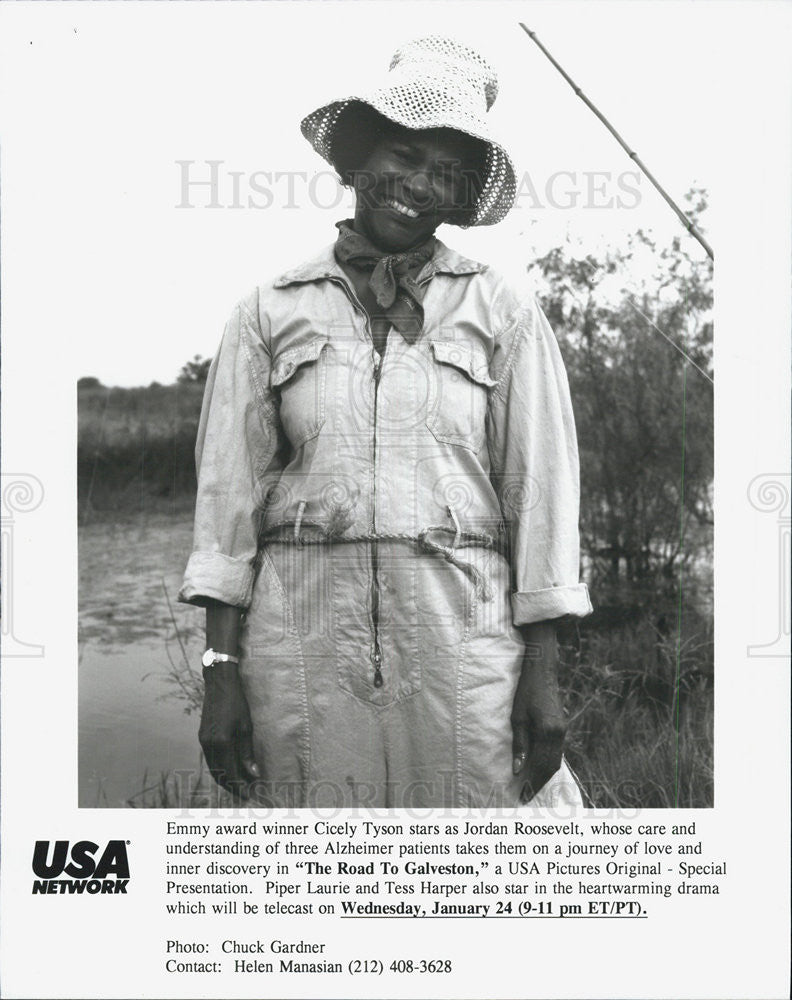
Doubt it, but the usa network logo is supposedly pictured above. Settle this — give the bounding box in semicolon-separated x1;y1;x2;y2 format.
32;840;130;895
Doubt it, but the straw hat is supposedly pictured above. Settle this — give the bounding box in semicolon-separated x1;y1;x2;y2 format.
300;36;517;227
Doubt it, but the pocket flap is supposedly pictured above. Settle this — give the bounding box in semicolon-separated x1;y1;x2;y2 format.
429;340;497;387
271;336;329;387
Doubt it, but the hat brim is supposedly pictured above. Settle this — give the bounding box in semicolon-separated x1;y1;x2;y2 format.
301;96;516;227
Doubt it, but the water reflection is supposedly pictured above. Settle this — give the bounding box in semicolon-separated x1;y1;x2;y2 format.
78;512;203;807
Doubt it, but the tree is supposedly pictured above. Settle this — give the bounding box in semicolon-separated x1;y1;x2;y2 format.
177;355;212;385
530;191;713;611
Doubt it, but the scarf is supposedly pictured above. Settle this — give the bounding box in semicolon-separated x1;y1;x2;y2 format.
333;220;437;342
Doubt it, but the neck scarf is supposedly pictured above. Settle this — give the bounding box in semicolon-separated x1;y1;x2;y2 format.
333;220;437;342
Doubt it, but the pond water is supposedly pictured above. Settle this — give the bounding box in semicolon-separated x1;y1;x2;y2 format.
78;510;207;807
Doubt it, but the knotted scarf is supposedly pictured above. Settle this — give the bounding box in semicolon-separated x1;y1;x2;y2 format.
333;220;437;343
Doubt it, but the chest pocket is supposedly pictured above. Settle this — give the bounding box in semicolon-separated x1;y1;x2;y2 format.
425;339;497;451
271;335;329;448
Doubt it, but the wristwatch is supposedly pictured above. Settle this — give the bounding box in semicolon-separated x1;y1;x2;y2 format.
201;648;240;669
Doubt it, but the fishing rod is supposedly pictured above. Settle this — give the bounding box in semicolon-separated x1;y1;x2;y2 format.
519;23;714;261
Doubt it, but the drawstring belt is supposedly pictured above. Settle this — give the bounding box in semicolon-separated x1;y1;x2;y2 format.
262;503;494;602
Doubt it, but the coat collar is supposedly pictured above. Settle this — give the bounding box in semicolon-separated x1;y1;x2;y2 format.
273;238;486;289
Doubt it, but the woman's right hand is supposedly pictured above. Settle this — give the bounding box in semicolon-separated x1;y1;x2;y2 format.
199;661;260;799
199;600;259;798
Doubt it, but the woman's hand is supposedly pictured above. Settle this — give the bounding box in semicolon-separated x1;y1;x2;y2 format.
511;621;566;802
199;600;259;799
199;662;259;799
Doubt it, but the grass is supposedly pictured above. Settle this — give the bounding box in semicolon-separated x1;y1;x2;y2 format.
559;610;713;808
119;760;235;809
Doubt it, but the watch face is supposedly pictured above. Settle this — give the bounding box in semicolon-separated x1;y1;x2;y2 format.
201;649;214;668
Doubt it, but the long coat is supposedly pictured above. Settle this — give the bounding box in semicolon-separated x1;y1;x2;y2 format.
179;239;591;808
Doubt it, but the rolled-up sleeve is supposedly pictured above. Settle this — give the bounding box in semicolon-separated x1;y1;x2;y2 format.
178;290;283;609
487;296;593;626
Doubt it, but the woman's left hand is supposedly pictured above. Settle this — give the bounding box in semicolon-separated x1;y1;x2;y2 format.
511;621;566;801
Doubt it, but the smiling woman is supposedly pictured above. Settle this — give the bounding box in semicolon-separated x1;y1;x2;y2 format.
351;119;485;248
178;35;592;809
332;103;489;235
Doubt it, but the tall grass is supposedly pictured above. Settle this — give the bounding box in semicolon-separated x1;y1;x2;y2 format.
560;610;713;808
123;760;235;809
78;382;203;517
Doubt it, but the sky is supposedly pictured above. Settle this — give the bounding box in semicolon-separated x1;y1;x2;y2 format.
0;1;771;386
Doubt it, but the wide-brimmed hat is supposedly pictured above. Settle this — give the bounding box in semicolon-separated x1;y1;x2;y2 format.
300;36;517;227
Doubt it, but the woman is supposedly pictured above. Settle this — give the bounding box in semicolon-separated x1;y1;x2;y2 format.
179;36;592;808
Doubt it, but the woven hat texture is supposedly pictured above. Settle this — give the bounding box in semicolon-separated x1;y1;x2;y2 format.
300;36;517;226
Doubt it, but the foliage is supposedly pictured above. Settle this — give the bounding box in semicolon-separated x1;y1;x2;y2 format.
530;190;713;614
177;354;212;385
527;193;714;806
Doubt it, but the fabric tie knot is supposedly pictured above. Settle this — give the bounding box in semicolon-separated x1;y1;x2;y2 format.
334;220;436;341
